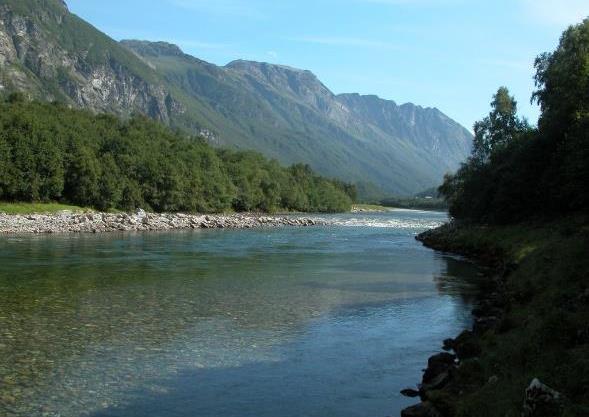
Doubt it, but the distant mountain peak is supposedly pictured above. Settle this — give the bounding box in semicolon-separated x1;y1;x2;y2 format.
225;60;321;86
225;59;335;108
338;93;398;107
120;40;185;58
226;59;312;75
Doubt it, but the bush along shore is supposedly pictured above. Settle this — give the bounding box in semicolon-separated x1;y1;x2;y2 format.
0;210;325;234
399;218;589;417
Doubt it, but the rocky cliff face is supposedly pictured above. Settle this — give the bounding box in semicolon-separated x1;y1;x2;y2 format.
226;60;352;124
0;0;179;122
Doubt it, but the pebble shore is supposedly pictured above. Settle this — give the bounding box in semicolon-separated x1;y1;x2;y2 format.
0;210;325;234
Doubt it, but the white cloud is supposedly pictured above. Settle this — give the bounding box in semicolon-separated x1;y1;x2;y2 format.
267;51;279;59
521;0;589;26
287;36;401;50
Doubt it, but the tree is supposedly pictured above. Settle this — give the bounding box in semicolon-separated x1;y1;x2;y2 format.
533;18;589;211
0;97;352;214
533;18;589;136
439;87;532;222
472;87;528;164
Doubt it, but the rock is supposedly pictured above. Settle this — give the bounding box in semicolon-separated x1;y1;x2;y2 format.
421;370;451;392
473;316;501;334
423;353;456;385
442;338;454;351
522;378;563;417
400;388;421;398
452;330;481;360
0;212;328;234
488;375;499;385
415;352;457;395
401;402;442;417
427;352;456;368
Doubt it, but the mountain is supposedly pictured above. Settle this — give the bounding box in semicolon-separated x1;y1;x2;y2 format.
0;0;473;196
0;0;178;121
122;41;473;195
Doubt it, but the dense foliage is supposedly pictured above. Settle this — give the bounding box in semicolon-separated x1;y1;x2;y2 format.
440;18;589;224
0;97;354;213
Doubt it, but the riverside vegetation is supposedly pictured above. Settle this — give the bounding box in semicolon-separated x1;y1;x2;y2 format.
0;96;355;214
404;18;589;417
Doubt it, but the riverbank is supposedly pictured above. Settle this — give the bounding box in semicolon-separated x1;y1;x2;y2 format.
402;216;589;417
351;204;392;213
0;210;324;234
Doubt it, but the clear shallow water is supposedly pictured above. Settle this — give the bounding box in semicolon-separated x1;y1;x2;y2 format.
0;210;479;417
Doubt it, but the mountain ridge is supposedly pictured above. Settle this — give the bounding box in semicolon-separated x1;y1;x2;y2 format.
0;0;473;196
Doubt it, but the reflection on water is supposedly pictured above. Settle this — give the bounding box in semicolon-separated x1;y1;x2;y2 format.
0;210;479;417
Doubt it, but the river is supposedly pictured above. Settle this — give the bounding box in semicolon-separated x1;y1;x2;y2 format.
0;210;479;417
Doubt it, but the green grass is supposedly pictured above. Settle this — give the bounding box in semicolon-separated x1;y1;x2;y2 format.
421;215;589;417
0;202;90;215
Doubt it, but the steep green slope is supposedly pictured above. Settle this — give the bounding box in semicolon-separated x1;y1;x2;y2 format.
337;93;472;179
123;41;472;195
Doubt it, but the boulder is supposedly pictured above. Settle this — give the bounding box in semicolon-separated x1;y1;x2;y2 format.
452;330;481;360
421;371;452;392
522;378;563;417
400;388;421;398
423;353;456;384
442;338;454;351
401;402;442;417
427;352;456;368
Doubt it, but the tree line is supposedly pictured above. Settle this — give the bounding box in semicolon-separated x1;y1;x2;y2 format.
440;18;589;224
0;96;355;213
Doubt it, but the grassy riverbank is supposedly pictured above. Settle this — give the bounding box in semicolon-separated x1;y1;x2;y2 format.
415;216;589;416
0;202;90;215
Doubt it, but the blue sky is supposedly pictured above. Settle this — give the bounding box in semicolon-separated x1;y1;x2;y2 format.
67;0;589;130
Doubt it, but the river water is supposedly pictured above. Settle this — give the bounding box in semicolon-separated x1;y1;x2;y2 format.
0;210;478;417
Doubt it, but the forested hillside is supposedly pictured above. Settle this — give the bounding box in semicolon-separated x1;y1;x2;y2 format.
0;95;354;213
